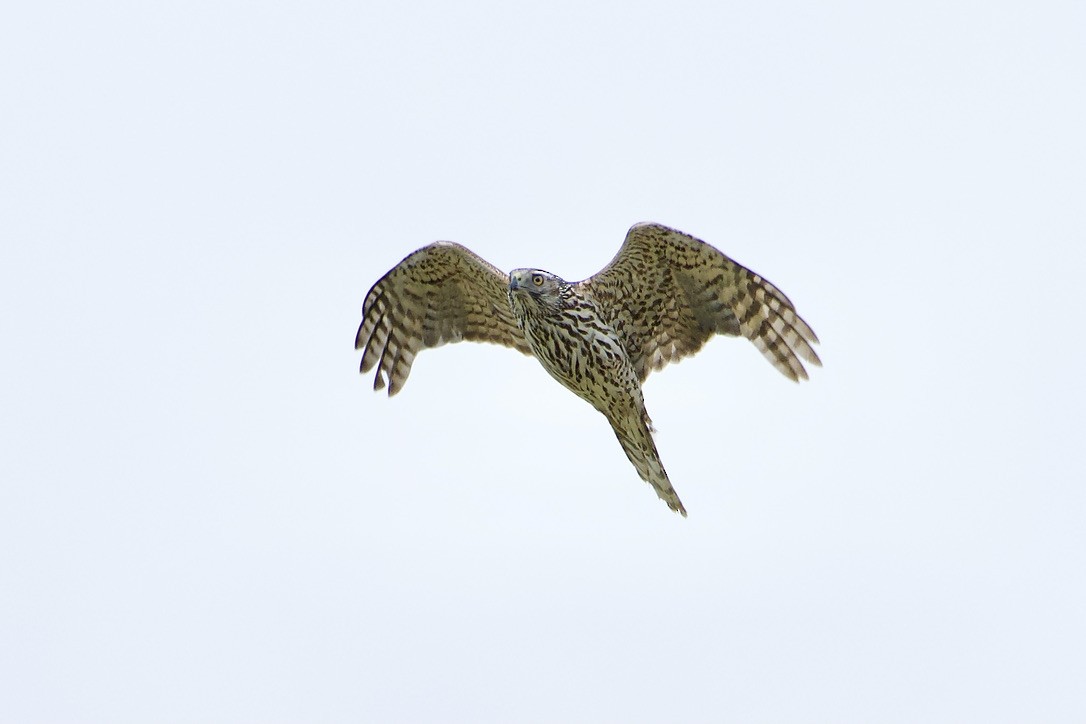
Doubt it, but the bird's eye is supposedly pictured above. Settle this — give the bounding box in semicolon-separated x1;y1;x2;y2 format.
532;274;544;286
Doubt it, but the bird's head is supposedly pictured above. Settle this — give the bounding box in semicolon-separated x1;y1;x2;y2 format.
508;268;569;319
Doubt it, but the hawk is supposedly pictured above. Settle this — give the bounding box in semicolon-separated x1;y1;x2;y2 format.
355;222;820;516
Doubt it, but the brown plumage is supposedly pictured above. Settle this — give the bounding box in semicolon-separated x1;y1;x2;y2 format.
356;222;820;516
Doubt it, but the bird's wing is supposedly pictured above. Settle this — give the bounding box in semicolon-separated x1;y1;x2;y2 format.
356;242;532;395
577;222;820;382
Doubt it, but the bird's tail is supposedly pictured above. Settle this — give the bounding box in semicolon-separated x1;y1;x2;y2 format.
607;407;687;517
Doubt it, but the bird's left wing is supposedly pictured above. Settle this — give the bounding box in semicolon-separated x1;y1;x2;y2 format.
577;222;821;382
356;242;532;395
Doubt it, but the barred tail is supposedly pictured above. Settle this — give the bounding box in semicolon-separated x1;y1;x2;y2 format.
606;407;687;517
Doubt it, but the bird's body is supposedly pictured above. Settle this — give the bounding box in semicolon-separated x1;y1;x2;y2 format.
507;268;685;513
356;222;820;516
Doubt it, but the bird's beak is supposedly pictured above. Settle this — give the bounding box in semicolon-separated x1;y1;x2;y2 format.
509;272;521;290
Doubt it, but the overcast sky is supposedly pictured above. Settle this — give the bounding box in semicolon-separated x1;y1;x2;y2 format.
2;1;1084;722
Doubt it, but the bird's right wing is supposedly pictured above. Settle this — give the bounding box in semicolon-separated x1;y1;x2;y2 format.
356;242;532;396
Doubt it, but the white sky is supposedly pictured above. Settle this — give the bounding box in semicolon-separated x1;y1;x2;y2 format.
2;1;1084;721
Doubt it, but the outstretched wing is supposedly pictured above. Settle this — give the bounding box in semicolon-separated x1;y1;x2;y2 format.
356;242;531;395
578;222;820;382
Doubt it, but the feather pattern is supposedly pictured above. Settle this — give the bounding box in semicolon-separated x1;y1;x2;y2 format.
355;242;531;396
579;222;821;382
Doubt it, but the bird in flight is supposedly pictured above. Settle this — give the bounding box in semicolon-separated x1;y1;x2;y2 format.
355;222;820;516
